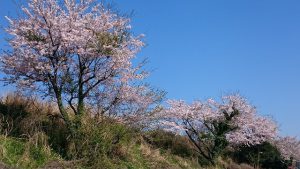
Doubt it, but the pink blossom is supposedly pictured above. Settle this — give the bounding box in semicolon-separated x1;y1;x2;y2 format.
158;95;278;146
273;136;300;160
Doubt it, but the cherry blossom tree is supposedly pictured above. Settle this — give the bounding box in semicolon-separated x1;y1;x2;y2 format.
273;136;300;161
157;95;277;164
0;0;162;132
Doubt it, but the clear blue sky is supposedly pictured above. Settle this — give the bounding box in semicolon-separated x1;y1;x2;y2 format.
0;0;300;137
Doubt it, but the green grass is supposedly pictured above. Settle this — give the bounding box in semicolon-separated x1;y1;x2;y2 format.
0;135;60;169
0;136;25;166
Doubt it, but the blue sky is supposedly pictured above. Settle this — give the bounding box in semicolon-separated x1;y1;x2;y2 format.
0;0;300;137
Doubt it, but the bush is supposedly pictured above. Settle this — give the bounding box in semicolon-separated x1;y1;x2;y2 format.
231;142;288;169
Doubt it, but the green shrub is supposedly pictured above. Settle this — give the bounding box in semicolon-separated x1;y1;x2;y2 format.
231;142;288;169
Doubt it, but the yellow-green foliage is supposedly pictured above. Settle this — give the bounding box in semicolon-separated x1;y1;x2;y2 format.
0;133;60;169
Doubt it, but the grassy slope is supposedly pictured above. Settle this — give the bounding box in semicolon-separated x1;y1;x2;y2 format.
0;135;253;169
0;95;255;169
0;135;203;169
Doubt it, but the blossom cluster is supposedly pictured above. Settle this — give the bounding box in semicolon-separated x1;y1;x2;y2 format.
159;95;277;146
273;136;300;160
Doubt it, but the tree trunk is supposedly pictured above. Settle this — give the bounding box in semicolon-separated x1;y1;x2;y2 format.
76;55;85;126
55;90;76;136
76;69;85;129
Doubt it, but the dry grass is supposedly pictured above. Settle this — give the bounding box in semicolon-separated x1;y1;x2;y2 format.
215;158;255;169
0;93;59;138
